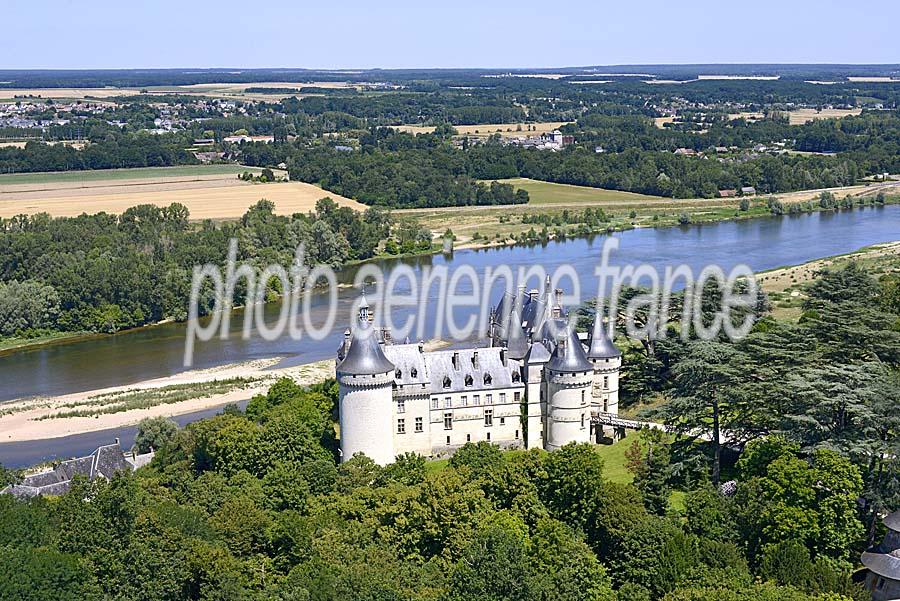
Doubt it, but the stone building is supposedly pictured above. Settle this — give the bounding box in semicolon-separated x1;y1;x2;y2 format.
862;510;900;600
335;283;621;465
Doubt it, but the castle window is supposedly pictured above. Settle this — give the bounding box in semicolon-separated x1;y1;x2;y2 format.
473;394;480;405
514;391;521;403
500;417;505;425
466;434;471;442
581;390;585;405
515;429;519;439
395;368;402;379
443;376;451;389
485;394;491;405
603;398;608;412
461;395;467;406
432;398;438;409
464;374;473;387
487;432;491;441
411;368;418;378
415;417;423;432
484;409;493;427
446;435;451;445
444;413;453;430
397;418;406;434
581;414;585;429
397;399;405;413
483;373;492;385
445;396;452;408
603;376;609;390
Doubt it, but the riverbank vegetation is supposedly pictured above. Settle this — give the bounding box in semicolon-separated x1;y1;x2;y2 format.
1;259;897;600
0;198;394;341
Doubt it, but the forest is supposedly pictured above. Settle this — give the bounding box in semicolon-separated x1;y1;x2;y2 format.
0;199;395;336
1;262;897;601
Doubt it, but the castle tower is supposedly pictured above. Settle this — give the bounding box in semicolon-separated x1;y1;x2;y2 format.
862;509;900;600
336;315;396;465
586;317;622;441
545;324;594;450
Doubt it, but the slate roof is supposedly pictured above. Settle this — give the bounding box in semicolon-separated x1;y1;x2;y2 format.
337;319;395;376
383;343;430;387
547;325;594;373
586;325;621;359
1;442;150;499
424;347;523;394
861;510;900;580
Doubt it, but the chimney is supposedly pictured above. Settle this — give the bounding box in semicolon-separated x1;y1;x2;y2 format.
418;340;425;353
472;351;479;369
500;348;508;366
529;289;539;301
452;351;460;370
115;437;120;446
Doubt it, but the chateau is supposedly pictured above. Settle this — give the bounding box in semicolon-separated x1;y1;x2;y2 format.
335;282;622;464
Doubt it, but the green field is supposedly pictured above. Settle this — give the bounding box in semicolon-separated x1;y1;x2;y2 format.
486;177;665;205
0;165;260;186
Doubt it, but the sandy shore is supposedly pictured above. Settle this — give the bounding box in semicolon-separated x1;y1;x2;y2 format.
0;357;335;443
0;339;451;444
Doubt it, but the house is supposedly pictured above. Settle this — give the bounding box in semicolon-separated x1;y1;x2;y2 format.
718;189;737;198
740;186;757;196
0;441;153;499
861;510;900;600
674;147;697;156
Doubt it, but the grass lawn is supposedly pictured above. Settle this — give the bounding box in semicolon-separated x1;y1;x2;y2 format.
0;331;91;353
0;165;259;186
594;431;637;484
483;177;664;205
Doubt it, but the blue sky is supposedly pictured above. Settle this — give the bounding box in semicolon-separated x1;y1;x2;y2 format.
3;0;898;69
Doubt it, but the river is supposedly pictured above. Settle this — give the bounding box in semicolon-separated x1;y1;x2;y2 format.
1;205;898;467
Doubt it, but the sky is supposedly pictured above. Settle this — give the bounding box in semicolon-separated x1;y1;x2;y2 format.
2;0;898;70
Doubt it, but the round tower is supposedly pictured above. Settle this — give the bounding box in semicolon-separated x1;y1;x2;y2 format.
336;317;396;465
545;325;594;450
587;319;622;412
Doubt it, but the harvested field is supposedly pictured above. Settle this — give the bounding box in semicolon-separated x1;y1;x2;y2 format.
787;107;862;125
0;165;256;187
395;121;572;138
0;167;363;219
653;116;677;128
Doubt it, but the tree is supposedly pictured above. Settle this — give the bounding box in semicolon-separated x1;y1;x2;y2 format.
133;416;178;454
0;280;60;336
625;429;672;514
654;341;752;484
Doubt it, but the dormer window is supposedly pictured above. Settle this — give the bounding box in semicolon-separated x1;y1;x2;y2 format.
483;373;492;385
411;368;418;378
464;374;473;387
395;368;402;379
512;371;521;383
443;376;451;389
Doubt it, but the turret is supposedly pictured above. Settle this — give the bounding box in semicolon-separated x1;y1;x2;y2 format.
862;510;900;600
336;314;396;465
545;323;593;450
586;316;622;440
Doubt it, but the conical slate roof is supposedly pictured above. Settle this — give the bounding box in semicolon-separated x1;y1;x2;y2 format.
505;308;530;360
587;322;621;359
547;326;593;373
337;320;395;376
862;510;900;580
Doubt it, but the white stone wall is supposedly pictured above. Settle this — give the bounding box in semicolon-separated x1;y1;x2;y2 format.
338;371;395;465
426;387;525;454
546;370;593;450
523;361;546;449
591;356;621;438
392;393;432;456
